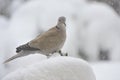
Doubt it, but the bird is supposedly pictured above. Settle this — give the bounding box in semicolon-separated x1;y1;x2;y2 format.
4;16;67;63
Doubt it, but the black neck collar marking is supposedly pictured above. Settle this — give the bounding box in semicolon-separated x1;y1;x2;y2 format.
56;26;60;29
56;23;66;29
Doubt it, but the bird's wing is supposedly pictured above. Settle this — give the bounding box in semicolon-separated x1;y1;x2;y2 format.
29;26;60;50
16;43;40;53
34;26;58;39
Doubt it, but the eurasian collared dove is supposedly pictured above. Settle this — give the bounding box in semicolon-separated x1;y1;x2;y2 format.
4;16;67;63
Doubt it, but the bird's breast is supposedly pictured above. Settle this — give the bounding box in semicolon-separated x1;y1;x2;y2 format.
41;30;66;53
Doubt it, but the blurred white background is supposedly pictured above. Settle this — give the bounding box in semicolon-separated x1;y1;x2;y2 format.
0;0;120;80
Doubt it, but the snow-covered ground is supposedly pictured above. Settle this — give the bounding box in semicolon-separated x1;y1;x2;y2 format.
2;57;120;80
92;62;120;80
2;57;96;80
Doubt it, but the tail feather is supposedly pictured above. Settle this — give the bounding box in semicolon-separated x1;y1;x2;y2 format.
3;52;29;63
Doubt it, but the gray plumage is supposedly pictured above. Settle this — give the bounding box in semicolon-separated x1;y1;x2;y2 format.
4;16;66;63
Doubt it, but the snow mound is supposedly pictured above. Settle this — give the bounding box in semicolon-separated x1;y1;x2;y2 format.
3;54;47;79
2;57;96;80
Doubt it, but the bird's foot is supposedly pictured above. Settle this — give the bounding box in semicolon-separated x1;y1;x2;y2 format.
58;50;63;56
58;50;68;56
64;53;68;56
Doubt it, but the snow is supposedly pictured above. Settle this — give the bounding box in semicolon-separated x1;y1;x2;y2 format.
2;57;96;80
76;2;120;61
92;62;120;80
4;54;47;74
0;16;10;79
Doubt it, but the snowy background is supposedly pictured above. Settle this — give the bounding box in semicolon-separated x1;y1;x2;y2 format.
0;0;120;80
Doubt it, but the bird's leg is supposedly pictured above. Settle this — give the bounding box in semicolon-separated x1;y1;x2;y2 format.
58;50;64;56
58;50;69;56
58;50;68;56
65;52;68;56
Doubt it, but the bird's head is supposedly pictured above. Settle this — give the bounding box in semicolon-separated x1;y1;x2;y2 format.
57;16;66;29
58;16;66;23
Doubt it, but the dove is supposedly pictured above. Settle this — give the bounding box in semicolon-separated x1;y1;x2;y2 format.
4;16;67;63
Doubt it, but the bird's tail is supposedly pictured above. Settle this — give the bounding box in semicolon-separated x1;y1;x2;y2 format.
3;52;28;63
